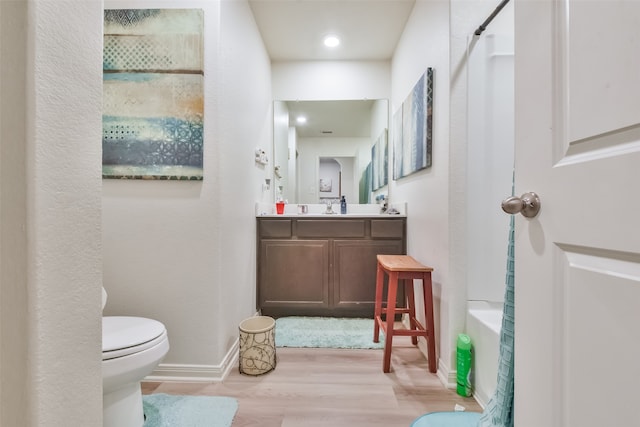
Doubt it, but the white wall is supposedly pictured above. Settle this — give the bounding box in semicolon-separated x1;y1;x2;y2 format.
394;0;514;385
102;0;272;379
273;101;291;200
390;0;453;381
389;0;513;385
287;127;298;202
217;0;273;366
371;99;389;139
1;0;103;425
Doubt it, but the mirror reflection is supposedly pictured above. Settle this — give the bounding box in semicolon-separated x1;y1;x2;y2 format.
273;99;389;204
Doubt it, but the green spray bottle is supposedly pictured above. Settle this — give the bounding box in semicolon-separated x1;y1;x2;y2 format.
456;333;473;397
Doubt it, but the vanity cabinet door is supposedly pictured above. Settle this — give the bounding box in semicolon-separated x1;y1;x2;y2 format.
258;239;330;314
332;239;405;316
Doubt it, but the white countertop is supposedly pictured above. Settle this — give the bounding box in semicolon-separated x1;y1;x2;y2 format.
255;202;406;217
257;213;406;218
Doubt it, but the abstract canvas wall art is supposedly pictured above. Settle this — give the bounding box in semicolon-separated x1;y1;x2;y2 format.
391;107;403;180
371;129;388;191
359;162;372;203
103;9;204;180
394;67;433;179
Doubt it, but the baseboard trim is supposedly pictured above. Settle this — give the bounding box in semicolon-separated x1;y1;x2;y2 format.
437;358;457;389
473;390;490;409
145;338;239;383
435;358;487;410
412;335;455;390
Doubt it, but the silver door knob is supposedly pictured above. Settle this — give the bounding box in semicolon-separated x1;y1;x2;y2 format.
501;192;541;218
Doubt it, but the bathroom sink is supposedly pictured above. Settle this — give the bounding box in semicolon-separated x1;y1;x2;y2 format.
262;212;402;217
255;202;406;217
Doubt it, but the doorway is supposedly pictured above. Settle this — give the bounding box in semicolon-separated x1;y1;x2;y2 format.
318;157;356;204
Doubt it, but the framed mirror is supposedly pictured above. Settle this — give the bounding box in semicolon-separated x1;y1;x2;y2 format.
273;99;389;204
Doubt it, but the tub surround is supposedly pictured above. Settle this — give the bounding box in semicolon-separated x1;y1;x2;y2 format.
257;214;406;318
466;301;503;408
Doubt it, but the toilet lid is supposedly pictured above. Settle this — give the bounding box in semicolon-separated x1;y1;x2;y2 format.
103;316;166;360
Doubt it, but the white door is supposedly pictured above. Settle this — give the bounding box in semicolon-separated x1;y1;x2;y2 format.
515;1;640;426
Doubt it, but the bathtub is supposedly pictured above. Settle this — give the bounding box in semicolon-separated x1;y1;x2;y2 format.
466;301;503;408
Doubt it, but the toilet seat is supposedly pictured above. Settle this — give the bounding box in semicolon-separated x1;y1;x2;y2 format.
103;316;167;361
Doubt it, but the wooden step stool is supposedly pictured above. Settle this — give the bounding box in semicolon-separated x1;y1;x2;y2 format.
373;254;436;373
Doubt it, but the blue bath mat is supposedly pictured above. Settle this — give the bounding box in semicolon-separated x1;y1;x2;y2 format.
143;393;238;427
275;316;384;349
410;411;481;427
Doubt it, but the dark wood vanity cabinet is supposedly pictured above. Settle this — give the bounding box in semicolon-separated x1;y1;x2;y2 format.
257;217;406;318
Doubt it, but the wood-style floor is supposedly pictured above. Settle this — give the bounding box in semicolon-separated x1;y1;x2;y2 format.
142;336;482;427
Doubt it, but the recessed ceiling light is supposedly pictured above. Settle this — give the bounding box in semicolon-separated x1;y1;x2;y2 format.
296;116;307;124
323;35;340;48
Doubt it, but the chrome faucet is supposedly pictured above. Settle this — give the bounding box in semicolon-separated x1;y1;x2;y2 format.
378;195;388;213
324;199;336;214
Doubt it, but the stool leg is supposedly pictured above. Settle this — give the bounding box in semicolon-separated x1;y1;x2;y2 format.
373;262;384;343
405;279;418;346
422;272;437;374
383;271;398;373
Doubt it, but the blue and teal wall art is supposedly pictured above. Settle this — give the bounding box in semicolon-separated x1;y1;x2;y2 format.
393;67;433;179
103;9;204;180
371;129;388;191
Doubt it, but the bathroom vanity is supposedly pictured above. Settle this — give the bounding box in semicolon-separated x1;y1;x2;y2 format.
256;215;406;318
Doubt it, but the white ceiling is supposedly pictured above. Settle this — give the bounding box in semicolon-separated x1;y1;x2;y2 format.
248;0;416;61
283;99;377;138
249;1;414;137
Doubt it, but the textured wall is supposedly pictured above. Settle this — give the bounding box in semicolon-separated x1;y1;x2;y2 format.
26;0;103;425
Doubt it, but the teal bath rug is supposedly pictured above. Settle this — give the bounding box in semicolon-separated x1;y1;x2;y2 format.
411;411;482;427
275;316;384;349
143;393;238;427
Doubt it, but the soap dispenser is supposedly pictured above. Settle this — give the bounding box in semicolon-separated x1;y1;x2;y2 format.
340;196;347;214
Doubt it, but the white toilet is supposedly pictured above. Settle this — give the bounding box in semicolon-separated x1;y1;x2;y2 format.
102;288;169;427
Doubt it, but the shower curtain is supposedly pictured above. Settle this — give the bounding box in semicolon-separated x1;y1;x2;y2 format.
478;214;515;427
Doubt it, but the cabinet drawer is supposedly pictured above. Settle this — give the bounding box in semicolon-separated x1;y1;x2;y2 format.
297;219;365;238
259;219;292;238
371;219;405;238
